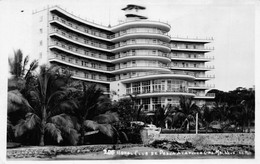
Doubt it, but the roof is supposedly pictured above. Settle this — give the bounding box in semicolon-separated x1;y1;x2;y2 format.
122;4;146;10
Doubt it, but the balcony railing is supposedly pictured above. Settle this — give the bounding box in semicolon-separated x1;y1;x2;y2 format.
194;93;215;97
49;40;111;61
49;53;109;72
110;64;168;71
170;45;214;51
194;74;215;79
170;65;214;69
111;51;170;60
127;88;194;95
110;28;170;39
49;28;111;50
114;41;170;48
169;55;214;60
118;71;195;80
51;15;110;39
189;84;215;88
51;15;170;40
71;71;114;83
171;36;213;41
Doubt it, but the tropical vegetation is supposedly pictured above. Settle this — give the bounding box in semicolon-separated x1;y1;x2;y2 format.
7;49;255;147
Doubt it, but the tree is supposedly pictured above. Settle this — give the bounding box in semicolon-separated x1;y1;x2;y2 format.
174;96;199;132
8;49;38;91
73;83;118;145
13;65;78;146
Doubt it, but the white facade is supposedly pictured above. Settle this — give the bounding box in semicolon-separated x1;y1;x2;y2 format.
32;5;215;111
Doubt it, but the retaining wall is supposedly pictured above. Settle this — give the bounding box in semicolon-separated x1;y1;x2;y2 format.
141;130;255;146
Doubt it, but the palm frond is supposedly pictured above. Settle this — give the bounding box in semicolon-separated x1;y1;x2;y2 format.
22;55;29;76
49;114;74;129
45;123;63;143
24;59;38;80
8;90;32;113
24;113;41;130
93;111;119;124
84;120;99;131
98;124;114;138
14;119;27;137
84;120;114;138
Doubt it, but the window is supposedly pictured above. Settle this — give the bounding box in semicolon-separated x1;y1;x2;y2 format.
39;28;43;34
132;60;136;66
61;55;65;60
39;40;43;46
126;83;131;94
39;52;42;59
84;72;88;78
132;82;140;94
142;81;150;93
142;98;150;111
152;97;162;111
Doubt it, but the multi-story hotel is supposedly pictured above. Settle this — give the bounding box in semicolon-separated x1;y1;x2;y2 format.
32;4;215;111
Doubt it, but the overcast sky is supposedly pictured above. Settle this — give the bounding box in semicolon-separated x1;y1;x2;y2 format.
0;0;258;91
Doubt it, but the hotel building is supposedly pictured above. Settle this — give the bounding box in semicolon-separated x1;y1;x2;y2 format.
32;4;215;111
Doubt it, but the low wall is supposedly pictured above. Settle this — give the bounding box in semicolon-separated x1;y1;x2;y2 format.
141;130;255;146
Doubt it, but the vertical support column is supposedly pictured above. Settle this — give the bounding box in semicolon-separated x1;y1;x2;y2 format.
196;112;198;135
150;97;153;111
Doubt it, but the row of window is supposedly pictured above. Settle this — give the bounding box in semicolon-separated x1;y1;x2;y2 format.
51;14;110;39
51;27;111;49
51;14;168;40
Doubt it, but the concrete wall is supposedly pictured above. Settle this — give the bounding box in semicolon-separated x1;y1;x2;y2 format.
141;129;255;146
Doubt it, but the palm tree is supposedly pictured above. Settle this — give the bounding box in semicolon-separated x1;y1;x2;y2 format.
74;83;118;145
175;96;199;132
14;65;78;146
199;105;213;133
8;49;38;91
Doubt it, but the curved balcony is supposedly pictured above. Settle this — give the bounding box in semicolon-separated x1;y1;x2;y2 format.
170;45;213;52
110;65;171;74
111;52;171;64
170;65;214;71
170;55;214;62
49;41;111;63
120;72;195;83
48;55;110;74
111;42;171;53
49;29;111;52
195;74;215;80
193;93;215;99
71;72;112;84
126;90;195;98
188;84;215;90
171;36;213;43
50;16;110;42
110;20;171;33
110;30;171;42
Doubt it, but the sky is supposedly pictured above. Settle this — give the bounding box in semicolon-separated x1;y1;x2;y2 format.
0;0;258;91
